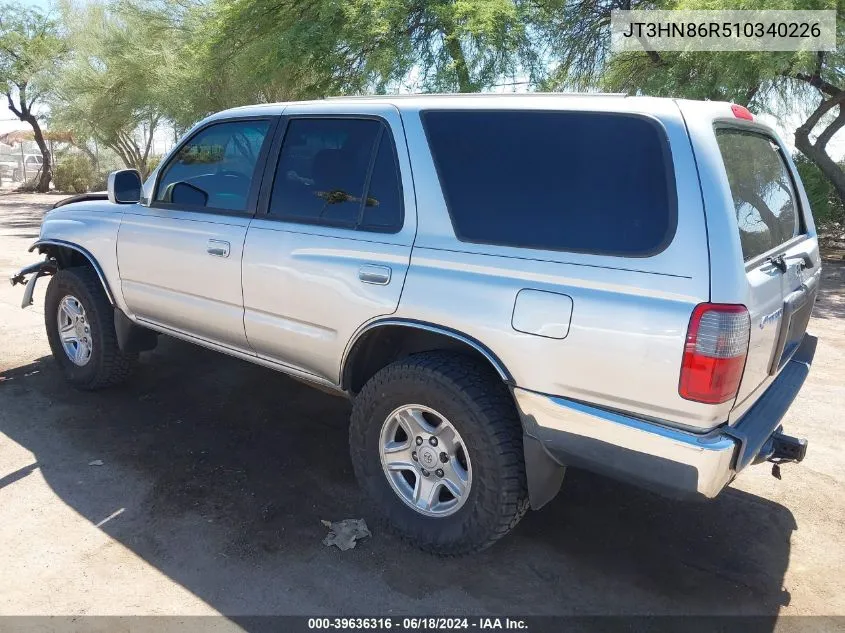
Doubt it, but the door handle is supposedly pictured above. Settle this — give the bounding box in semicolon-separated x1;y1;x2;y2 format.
207;239;230;258
359;264;391;285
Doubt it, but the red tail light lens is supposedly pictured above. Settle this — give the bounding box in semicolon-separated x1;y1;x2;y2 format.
679;304;750;404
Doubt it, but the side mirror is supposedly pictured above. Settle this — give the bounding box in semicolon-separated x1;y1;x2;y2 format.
107;169;142;204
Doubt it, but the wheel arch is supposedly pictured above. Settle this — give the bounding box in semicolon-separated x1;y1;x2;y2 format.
342;320;567;511
29;239;116;306
341;319;513;394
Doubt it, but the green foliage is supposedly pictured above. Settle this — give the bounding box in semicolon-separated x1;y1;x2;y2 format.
201;0;541;101
53;153;96;193
49;0;177;176
90;170;109;192
794;153;845;226
8;0;845;212
0;2;64;191
565;0;845;223
146;155;161;173
15;177;42;192
0;2;63;101
550;0;840;105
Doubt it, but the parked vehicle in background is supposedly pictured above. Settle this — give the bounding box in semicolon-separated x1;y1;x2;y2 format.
11;94;819;554
0;154;17;182
0;153;45;183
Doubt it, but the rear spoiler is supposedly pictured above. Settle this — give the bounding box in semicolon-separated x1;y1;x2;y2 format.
52;192;108;209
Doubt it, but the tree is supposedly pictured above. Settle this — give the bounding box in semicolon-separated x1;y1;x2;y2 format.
50;0;176;178
203;0;541;100
539;0;845;208
793;152;845;224
597;2;845;207
99;0;225;132
0;3;64;191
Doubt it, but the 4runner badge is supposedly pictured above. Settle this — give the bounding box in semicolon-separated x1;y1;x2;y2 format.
760;308;783;329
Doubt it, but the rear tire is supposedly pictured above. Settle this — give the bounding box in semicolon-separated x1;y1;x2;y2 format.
45;267;137;390
349;352;528;555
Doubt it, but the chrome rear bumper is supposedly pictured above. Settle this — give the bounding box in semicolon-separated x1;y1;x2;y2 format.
515;335;816;500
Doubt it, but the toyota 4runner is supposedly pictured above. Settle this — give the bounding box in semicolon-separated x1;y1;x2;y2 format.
11;94;819;554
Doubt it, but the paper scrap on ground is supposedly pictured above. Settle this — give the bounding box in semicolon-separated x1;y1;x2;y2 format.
321;518;371;551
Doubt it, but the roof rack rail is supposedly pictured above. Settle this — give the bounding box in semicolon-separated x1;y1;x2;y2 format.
324;92;627;100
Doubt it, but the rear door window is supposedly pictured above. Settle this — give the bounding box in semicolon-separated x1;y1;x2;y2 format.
268;118;403;233
421;110;677;256
715;129;800;262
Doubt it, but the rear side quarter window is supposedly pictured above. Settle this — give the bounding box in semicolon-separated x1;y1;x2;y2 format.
421;110;677;257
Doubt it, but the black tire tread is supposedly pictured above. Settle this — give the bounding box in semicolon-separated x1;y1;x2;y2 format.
350;351;529;555
45;267;137;390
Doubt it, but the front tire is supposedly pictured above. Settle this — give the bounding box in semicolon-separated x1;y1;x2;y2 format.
45;267;137;390
350;352;529;555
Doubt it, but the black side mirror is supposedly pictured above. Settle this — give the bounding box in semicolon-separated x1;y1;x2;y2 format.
107;169;142;204
163;181;209;207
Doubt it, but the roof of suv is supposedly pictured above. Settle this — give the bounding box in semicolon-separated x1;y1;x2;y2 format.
206;93;727;121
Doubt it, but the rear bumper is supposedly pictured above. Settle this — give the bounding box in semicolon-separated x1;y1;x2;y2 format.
515;335;816;500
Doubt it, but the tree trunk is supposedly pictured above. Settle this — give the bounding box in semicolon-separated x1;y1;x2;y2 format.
795;94;845;211
438;15;473;92
796;132;845;210
139;117;159;179
444;36;473;92
23;114;53;193
5;86;53;192
72;141;98;167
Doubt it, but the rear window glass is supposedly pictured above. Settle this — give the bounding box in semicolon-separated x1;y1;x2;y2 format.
421;110;676;256
716;129;800;262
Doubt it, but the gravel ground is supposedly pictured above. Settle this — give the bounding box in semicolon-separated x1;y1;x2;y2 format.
0;193;843;622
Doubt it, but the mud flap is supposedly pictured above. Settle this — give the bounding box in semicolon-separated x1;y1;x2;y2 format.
523;433;566;509
114;308;158;353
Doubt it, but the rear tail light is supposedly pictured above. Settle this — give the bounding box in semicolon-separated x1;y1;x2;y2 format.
679;303;750;404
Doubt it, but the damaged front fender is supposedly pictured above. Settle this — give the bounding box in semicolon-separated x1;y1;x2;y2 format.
9;259;57;308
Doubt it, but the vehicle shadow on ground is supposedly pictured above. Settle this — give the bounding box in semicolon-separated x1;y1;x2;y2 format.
0;340;794;620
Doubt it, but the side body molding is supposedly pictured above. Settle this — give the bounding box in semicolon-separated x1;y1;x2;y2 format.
341;318;513;387
29;238;117;306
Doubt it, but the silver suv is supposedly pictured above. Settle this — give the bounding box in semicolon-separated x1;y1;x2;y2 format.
12;95;820;554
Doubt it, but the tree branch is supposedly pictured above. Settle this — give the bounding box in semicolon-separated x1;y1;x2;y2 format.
794;72;842;98
816;106;845;151
797;92;845;137
5;91;22;118
796;93;845;210
146;117;159;155
743;85;759;106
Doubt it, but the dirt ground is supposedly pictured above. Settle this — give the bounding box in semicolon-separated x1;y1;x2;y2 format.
1;193;844;621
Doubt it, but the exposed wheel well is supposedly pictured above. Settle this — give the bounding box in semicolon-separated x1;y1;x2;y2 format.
342;323;511;394
39;244;90;269
37;243;156;352
35;243;115;305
